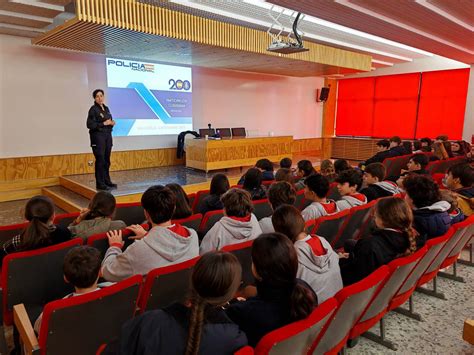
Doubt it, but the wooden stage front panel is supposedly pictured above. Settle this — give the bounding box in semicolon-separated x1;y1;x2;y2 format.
185;136;293;171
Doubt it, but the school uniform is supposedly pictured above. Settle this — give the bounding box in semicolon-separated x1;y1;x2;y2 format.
360;181;400;202
335;193;367;211
301;200;338;222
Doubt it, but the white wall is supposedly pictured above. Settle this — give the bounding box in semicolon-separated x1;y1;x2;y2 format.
463;65;474;142
0;34;324;158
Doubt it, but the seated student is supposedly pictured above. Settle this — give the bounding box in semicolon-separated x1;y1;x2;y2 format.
200;189;262;253
360;163;400;202
319;159;338;183
166;183;193;220
339;197;417;286
35;246;106;332
301;175;338;222
451;140;470;157
388;136;408;157
199;173;230;215
420;137;432;151
412;140;423;153
393;153;430;185
440;190;465;224
272;205;343;303
335;170;367;211
294;160;316;190
238;159;275;184
101;185;199;282
435;135;449;143
361;139;391;167
279;157;292;169
402;175;451;246
242;168;267;201
445;163;474;216
334;159;351;175
275;168;293;184
109;252;247;354
1;196;72;261
259;182;296;233
226;233;317;347
402;141;413;155
69;191;126;240
431;141;449;160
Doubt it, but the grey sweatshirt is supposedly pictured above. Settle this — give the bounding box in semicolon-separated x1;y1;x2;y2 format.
258;216;274;234
336;193;368;211
101;224;199;282
294;235;343;303
301;200;339;222
200;214;262;254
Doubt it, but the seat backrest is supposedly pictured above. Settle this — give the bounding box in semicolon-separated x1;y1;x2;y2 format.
254;298;338;355
216;128;232;138
1;239;83;325
253;199;273;220
172;214;203;232
426;160;441;175
222;240;254;287
187;193;196;209
351;246;428;339
333;201;376;249
326;182;341;201
192;189;210;213
382;156;397;177
231;127;246;137
199;128;216;137
295;189;306;210
442;215;474;262
312;210;351;246
199;210;224;235
54;213;80;228
311;266;389;355
0;222;28;245
114;202;145;225
86;227;138;257
138;257;199;312
39;275;142;355
422;227;462;277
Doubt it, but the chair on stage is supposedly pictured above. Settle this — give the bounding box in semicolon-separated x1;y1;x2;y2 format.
216;128;232;138
138;257;199;312
254;298;338;355
231;127;246;138
14;275;142;355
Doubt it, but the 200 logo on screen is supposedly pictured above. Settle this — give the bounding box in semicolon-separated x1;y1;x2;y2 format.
107;59;154;73
169;79;191;91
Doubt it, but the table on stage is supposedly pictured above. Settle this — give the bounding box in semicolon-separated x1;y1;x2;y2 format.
185;136;293;172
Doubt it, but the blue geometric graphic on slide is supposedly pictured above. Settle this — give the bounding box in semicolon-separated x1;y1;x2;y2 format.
126;82;192;124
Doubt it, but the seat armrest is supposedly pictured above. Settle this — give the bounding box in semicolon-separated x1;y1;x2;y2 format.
13;304;40;354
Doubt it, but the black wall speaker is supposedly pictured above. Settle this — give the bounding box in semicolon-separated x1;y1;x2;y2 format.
319;87;330;102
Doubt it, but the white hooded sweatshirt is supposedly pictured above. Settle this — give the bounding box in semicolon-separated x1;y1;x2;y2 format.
294;235;343;303
336;193;368;211
200;214;262;254
301;200;339;222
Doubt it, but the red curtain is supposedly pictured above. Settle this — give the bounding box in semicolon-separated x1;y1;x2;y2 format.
372;73;420;139
335;77;375;136
416;68;470;139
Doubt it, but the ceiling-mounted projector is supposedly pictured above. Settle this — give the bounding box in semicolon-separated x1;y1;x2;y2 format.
267;12;308;54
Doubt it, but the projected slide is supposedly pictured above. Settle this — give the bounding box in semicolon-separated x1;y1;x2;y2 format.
106;57;192;136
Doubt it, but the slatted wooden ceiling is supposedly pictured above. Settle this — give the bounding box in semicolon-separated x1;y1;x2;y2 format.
29;0;371;77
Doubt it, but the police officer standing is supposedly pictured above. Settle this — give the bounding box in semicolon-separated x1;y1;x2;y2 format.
87;89;117;190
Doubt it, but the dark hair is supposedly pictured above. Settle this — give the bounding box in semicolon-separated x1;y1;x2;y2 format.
420;137;432;147
275;168;293;184
436;135;448;142
280;158;292;169
305;174;330;198
409;153;429;169
63;246;102;289
85;191;116;220
335;169;363;190
209;173;230;196
320;160;335;175
334;159;351;174
221;188;253;217
297;160;315;177
448;163;474;187
243;168;263;191
364;163;386;181
376;139;390;149
268;182;296;210
19;196;55;251
402;175;440;208
141;185;176;224
413;140;422;151
375;198;417;255
185;252;241;355
389;136;402;145
402;141;413;154
256;159;274;172
272;205;305;242
442;141;453;158
252;233;317;320
92;89;104;99
166;183;192;220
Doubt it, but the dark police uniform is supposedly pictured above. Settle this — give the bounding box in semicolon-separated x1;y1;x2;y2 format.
87;103;114;189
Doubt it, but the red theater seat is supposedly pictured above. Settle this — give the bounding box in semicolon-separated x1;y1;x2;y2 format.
172;213;203;231
222;240;254;287
310;209;351;246
333;201;376;249
114;202;145;225
199;209;224;235
252;199;273;220
54;212;80;228
0;222;28;245
192;189;210;214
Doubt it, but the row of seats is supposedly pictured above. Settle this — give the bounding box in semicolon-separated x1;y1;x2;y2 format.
9;214;473;354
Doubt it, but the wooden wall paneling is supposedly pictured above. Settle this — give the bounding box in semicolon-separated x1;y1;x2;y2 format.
292;138;322;154
331;138;378;161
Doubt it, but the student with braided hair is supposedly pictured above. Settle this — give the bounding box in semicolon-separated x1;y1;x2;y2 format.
339;197;418;286
110;251;247;354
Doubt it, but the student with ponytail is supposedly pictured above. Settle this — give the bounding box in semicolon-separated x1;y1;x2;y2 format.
226;233;317;347
109;252;247;355
1;196;72;261
340;197;418;286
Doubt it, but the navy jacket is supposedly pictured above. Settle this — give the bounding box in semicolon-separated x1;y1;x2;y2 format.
364;150;392;166
199;194;224;215
238;171;274;185
107;303;247;355
413;201;452;247
388;146;408;157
